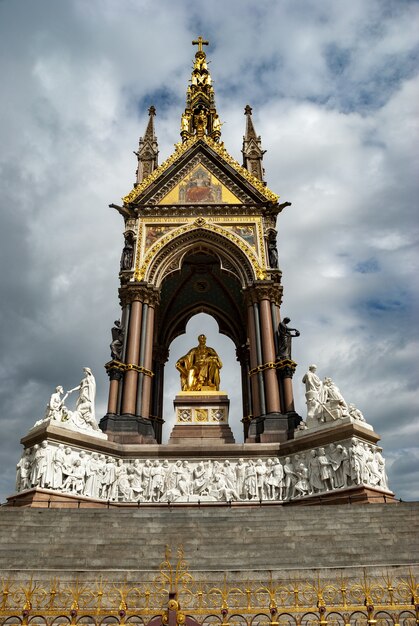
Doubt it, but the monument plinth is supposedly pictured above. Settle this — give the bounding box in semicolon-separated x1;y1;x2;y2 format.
169;391;234;444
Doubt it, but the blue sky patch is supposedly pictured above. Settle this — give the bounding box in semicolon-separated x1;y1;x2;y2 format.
355;257;380;274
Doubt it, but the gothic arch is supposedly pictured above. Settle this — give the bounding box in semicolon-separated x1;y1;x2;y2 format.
143;226;260;288
159;297;244;348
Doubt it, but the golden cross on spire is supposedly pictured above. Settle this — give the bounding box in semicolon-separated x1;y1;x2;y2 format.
192;36;209;53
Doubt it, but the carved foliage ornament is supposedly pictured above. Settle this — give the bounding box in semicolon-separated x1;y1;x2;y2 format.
118;284;160;307
244;282;283;306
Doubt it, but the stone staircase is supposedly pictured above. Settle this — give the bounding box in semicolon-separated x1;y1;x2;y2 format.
0;502;418;575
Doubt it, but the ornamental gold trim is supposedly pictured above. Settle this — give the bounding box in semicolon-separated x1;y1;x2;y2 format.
134;215;266;277
125;363;154;377
249;359;297;376
104;361;154;377
203;135;279;203
134;218;267;282
123;135;279;206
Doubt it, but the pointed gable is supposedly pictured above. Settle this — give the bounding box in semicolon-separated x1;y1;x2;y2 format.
123;136;278;207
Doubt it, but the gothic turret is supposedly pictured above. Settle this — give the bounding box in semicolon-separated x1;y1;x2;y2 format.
180;36;222;142
242;105;265;182
135;105;159;185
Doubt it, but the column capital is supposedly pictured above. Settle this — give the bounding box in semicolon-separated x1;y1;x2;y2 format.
119;282;160;307
244;281;283;306
104;360;125;381
276;358;297;378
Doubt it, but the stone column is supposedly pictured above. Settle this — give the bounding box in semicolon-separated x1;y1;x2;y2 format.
259;297;281;413
100;283;158;443
236;343;251;439
105;367;124;415
141;304;156;418
246;281;296;443
246;298;261;418
151;345;169;443
121;299;143;415
252;301;267;415
277;359;297;413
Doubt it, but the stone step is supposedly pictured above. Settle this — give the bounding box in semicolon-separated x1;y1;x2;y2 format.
1;502;418;574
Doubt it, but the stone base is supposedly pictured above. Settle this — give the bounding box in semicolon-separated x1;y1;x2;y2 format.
7;484;396;508
295;415;373;438
283;484;397;505
168;424;235;444
99;413;157;444
246;412;302;443
169;391;234;444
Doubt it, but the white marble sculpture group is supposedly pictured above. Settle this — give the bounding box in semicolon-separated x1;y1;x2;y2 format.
15;438;388;503
302;365;366;427
33;368;104;437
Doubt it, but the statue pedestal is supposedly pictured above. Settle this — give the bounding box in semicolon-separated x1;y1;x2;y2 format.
169;391;235;444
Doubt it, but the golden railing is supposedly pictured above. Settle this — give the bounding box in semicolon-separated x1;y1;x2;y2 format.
1;548;418;626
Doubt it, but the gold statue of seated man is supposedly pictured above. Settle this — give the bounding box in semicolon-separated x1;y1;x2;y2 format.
176;334;222;391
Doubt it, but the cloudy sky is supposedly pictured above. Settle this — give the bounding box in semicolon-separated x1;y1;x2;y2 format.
0;0;418;502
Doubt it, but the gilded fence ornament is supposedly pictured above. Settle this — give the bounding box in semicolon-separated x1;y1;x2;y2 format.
0;570;418;625
154;545;193;594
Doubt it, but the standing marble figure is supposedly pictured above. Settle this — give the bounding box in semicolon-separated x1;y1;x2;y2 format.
66;367;99;431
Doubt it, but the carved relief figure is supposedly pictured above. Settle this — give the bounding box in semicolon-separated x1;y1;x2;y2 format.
176;334;222;391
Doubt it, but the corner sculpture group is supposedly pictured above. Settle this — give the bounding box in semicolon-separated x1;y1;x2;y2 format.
34;367;100;434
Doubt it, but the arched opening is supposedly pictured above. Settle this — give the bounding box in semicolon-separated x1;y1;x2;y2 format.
156;249;247;348
162;312;243;442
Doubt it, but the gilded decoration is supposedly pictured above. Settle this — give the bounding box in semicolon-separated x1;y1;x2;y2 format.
175;334;222;392
1;548;418;626
195;408;209;422
157;164;242;205
147;153;254;207
134;217;267;283
122;136;278;206
176;406;227;424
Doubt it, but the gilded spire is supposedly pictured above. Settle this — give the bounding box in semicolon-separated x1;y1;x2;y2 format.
242;104;265;182
180;37;222;142
135;105;159;185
